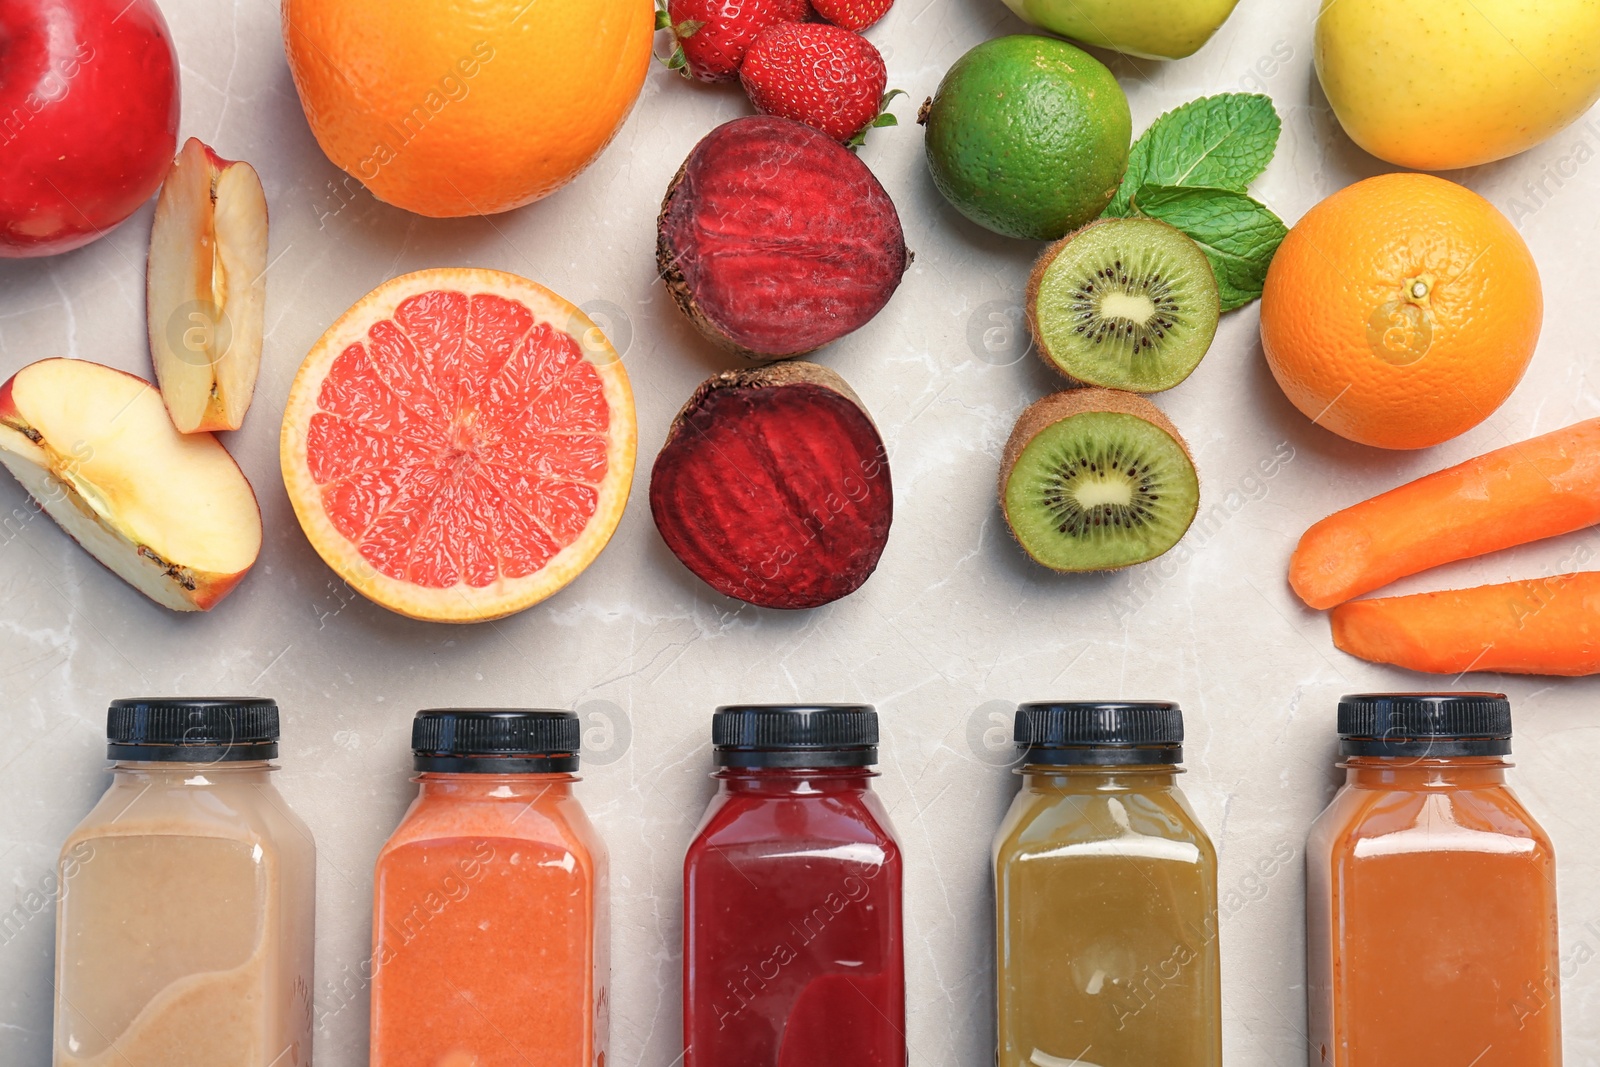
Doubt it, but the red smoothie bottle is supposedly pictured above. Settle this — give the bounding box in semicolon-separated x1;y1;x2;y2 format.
683;704;906;1067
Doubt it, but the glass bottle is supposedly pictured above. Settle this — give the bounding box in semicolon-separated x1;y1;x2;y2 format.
1306;692;1560;1065
994;700;1221;1067
370;709;608;1067
683;704;905;1067
53;697;316;1067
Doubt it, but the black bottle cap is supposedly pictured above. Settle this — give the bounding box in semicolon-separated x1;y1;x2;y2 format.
1015;700;1184;766
712;704;878;768
412;709;580;773
107;697;279;762
1338;692;1512;758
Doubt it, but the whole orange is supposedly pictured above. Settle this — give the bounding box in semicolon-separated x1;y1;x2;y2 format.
282;0;653;218
1260;173;1542;450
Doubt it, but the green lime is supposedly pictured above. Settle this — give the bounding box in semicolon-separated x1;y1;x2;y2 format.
922;35;1131;241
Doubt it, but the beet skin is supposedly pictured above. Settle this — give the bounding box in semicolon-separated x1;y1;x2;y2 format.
657;115;910;360
650;362;893;609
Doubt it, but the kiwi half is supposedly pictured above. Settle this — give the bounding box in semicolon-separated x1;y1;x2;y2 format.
1000;389;1199;572
1027;218;1220;392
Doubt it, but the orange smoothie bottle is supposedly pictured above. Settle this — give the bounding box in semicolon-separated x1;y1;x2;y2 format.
369;709;608;1067
1306;693;1560;1066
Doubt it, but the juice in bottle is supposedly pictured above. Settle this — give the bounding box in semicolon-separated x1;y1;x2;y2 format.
1306;692;1560;1066
683;704;905;1067
53;698;316;1067
369;709;608;1067
994;700;1221;1067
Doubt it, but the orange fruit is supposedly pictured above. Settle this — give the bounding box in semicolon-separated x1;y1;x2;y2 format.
280;269;636;622
282;0;653;218
1260;173;1542;450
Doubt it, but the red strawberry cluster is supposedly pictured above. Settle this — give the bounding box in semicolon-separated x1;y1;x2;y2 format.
657;0;898;144
658;0;811;82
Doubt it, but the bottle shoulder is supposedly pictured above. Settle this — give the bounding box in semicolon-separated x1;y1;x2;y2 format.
61;774;317;894
381;788;599;855
1310;780;1553;866
996;784;1215;860
65;770;309;850
688;788;900;863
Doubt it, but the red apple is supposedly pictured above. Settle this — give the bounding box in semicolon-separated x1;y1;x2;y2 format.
0;0;180;258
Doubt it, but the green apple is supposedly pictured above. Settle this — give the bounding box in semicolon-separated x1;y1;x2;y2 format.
1000;0;1242;60
1317;0;1600;170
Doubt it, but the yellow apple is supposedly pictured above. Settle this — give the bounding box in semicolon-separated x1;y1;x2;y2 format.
999;0;1242;60
1317;0;1600;170
147;137;268;434
0;359;261;610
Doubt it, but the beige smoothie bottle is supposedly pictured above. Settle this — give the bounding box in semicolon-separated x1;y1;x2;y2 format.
52;698;316;1067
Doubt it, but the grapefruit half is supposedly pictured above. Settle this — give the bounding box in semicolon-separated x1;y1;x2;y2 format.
281;268;636;622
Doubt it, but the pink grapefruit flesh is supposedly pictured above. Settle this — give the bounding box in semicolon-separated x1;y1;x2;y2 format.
281;268;636;622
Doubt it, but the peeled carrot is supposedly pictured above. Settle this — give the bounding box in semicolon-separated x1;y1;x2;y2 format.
1291;419;1600;609
1331;572;1600;676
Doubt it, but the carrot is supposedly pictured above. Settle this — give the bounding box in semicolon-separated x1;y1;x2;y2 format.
1331;572;1600;676
1290;419;1600;609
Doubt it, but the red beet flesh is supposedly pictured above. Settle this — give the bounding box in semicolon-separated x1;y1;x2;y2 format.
657;116;909;360
650;363;893;609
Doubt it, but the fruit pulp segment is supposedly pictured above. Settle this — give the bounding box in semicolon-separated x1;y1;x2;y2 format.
1035;222;1217;392
209;161;269;428
1100;290;1158;324
1006;411;1198;570
147;139;270;435
306;289;609;590
7;359;261;575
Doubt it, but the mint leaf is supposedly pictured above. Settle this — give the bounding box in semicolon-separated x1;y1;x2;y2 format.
1133;185;1287;311
1108;94;1281;218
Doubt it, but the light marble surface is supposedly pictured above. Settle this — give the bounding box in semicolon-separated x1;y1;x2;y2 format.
4;0;1600;1062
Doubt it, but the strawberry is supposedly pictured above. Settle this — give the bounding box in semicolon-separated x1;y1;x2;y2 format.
739;22;892;143
657;0;812;83
812;0;892;31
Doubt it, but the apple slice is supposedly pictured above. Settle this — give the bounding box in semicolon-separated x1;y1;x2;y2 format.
0;359;262;611
147;137;269;434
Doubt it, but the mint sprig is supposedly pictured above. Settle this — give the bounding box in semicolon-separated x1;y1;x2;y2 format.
1131;186;1287;310
1107;94;1281;216
1104;93;1287;311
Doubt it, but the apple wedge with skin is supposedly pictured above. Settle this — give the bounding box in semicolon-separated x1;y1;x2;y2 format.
147;136;268;434
0;359;262;611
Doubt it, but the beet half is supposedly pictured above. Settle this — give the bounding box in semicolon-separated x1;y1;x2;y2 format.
657;115;910;361
650;361;893;609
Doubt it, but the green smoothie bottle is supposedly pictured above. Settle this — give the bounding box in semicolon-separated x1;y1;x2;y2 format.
994;701;1221;1067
